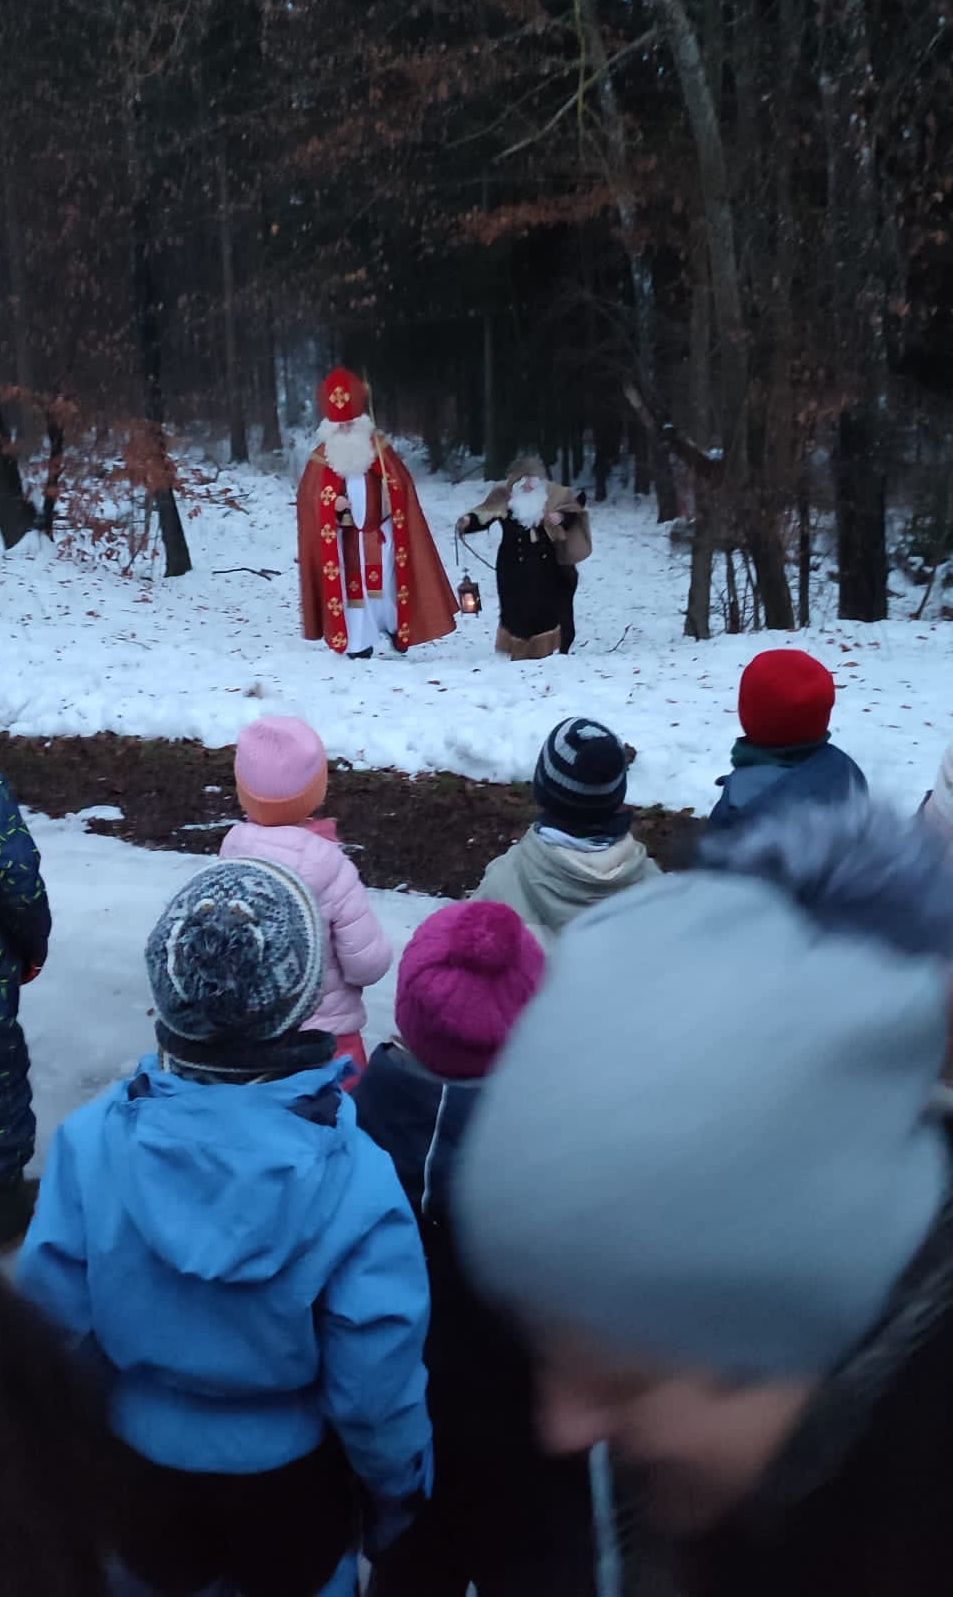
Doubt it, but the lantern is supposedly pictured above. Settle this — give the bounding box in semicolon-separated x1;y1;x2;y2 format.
457;572;482;616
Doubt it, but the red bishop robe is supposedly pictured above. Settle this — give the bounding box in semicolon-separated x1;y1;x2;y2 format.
296;436;458;654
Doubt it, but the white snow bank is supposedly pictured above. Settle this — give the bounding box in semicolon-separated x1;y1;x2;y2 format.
20;816;441;1168
3;454;952;815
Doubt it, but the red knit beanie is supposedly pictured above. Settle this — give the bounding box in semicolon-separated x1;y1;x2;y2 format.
396;901;546;1082
738;650;836;748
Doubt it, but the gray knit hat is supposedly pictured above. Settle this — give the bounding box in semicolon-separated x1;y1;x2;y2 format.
456;868;952;1379
146;859;324;1044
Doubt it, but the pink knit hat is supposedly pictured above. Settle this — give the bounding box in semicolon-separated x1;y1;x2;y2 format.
396;901;546;1082
235;716;329;828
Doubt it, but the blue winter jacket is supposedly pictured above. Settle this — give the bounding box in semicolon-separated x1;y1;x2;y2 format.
709;741;868;832
18;1057;432;1500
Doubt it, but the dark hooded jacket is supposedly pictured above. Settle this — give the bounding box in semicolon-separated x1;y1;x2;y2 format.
684;1191;953;1597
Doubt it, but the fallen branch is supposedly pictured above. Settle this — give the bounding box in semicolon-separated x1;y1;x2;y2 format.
212;566;282;580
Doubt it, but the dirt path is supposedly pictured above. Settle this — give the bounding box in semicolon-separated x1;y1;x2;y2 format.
0;734;700;898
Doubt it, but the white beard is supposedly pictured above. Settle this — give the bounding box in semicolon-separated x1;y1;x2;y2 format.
318;414;376;479
509;478;549;530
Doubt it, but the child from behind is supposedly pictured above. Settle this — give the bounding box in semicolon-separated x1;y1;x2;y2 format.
472;716;659;945
222;714;391;1076
709;649;867;832
356;902;600;1597
19;858;432;1597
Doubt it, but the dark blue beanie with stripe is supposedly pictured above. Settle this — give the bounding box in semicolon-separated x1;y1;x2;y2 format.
533;718;629;836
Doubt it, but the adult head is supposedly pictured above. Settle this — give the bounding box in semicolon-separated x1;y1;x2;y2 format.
739;649;835;748
534;717;630;839
457;804;953;1536
397;899;545;1083
145;858;325;1082
317;366;376;477
504;453;549;528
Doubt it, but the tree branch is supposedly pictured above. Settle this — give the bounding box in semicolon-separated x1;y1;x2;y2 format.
496;27;658;161
623;379;724;481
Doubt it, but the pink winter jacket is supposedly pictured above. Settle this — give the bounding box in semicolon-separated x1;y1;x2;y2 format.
220;820;393;1037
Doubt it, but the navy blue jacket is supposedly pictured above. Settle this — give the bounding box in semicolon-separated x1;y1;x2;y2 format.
0;777;50;1016
709;743;868;833
354;1046;543;1452
353;1042;475;1221
0;777;51;1175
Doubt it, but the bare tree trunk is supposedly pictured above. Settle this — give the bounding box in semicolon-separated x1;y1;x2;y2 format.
2;156;37;443
282;340;303;428
630;415;653;497
654;0;793;628
685;499;715;640
749;517;795;631
0;403;36;549
483;311;505;479
797;478;811;628
257;304;282;453
763;0;800;528
652;0;747;460
42;400;65;538
127;98;191;578
835;410;887;619
820;0;888;622
650;437;678;521
578;0;678;523
725;546;741;632
689;224;712;445
217;148;248;464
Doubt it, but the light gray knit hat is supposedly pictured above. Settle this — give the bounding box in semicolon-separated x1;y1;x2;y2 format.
456;865;952;1379
145;859;324;1043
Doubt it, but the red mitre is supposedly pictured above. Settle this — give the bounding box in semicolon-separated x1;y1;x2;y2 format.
318;368;368;423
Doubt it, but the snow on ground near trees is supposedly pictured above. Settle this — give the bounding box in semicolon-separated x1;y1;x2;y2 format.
3;447;953;814
20;813;440;1168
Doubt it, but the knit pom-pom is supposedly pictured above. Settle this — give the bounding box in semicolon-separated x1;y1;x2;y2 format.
451;901;524;976
169;897;267;1027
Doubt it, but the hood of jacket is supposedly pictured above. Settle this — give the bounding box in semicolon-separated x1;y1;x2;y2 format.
499;825;658;935
102;1057;353;1285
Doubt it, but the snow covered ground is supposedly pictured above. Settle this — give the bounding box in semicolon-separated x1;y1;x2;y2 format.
3;444;952;814
20;813;440;1167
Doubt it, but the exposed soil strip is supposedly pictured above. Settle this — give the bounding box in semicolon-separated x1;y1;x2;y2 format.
0;734;700;899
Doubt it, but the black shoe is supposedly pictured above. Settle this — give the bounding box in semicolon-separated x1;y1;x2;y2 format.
386;631;409;656
347;647;374;660
0;1175;39;1249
